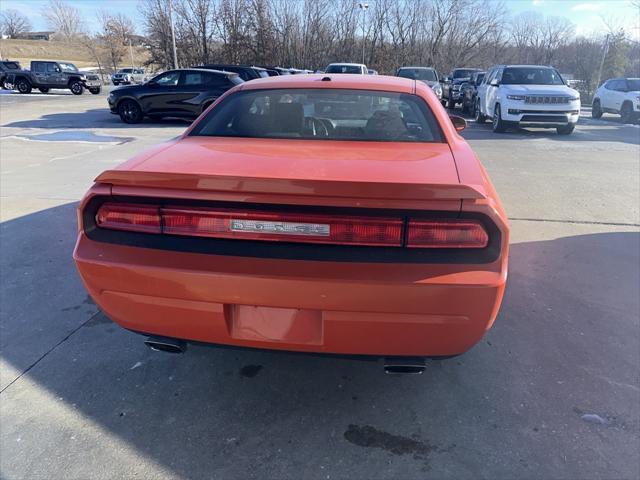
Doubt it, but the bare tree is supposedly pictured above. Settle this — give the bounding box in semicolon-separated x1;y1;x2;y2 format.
43;0;84;40
0;9;32;38
97;11;135;70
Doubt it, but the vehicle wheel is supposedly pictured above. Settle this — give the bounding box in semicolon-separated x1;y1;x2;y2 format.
69;80;84;95
113;82;119;86
1;81;8;90
118;99;143;124
492;104;507;133
591;99;602;119
38;87;49;93
447;95;456;109
89;87;101;95
16;78;32;94
620;102;633;124
556;124;575;135
474;99;485;124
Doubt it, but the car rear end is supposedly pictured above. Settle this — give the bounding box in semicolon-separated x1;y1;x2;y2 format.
74;77;508;359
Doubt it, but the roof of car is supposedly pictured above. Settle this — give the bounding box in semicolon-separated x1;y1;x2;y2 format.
327;63;366;67
398;66;436;70
237;73;415;93
185;67;239;76
493;65;557;69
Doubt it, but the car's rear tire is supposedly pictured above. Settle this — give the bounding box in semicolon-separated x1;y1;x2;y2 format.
492;104;507;133
474;99;485;124
38;87;49;93
16;78;32;94
591;99;602;119
620;102;634;124
556;124;575;135
69;80;84;95
118;99;144;124
89;87;101;95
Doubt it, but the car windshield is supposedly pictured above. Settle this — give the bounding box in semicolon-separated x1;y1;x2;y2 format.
190;88;443;143
453;69;476;79
2;62;20;70
59;62;78;72
627;79;640;91
476;73;485;84
257;70;269;78
502;67;565;85
326;65;362;74
398;69;437;82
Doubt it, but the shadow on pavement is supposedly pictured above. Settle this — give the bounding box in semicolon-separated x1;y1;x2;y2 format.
1;203;639;479
3;109;192;130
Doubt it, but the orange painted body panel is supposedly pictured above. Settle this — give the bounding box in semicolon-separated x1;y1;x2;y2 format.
73;75;509;357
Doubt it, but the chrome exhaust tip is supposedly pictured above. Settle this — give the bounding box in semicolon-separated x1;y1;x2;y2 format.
383;357;426;375
144;336;186;354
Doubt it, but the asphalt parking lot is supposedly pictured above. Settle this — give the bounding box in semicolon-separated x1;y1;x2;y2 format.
1;89;639;480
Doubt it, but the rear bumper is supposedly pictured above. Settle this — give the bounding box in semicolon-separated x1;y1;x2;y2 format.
74;233;508;357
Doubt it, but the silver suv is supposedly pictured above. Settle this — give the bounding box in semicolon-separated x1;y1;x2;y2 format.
111;68;145;86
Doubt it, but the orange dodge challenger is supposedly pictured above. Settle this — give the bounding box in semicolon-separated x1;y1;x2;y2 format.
74;74;509;372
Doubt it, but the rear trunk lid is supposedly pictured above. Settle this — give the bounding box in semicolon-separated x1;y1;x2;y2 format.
96;137;485;203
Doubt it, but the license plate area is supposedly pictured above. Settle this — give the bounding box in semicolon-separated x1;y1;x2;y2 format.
229;305;323;345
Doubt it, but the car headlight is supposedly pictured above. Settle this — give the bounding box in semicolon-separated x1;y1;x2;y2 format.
569;95;580;101
79;75;87;80
507;95;525;101
432;84;442;95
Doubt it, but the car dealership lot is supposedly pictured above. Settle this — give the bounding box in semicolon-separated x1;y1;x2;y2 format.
1;91;638;479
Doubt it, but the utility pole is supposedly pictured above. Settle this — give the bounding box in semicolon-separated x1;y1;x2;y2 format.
358;2;369;65
168;0;179;69
129;38;135;69
595;33;610;90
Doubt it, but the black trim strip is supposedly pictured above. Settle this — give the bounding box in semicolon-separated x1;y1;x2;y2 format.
83;195;501;264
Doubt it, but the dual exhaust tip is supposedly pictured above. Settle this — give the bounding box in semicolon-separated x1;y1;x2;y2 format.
144;336;426;374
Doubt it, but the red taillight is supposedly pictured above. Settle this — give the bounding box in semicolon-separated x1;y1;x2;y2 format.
406;220;488;248
161;208;403;246
95;203;161;234
94;203;489;249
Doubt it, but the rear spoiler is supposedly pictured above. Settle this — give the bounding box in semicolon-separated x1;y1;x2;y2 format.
95;170;487;201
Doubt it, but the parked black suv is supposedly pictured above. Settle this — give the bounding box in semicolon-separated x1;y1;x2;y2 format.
441;67;482;109
197;64;268;82
460;71;485;114
6;60;102;94
108;68;243;124
0;60;23;89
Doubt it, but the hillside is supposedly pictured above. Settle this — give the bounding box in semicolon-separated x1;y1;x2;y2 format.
0;38;150;70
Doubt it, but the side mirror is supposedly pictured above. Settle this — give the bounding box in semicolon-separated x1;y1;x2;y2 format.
449;115;467;132
490;79;499;87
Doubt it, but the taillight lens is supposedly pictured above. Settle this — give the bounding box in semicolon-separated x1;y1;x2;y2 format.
406;220;488;248
94;203;489;249
162;208;403;246
95;203;161;233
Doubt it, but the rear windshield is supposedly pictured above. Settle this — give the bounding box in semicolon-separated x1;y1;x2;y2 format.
326;65;362;74
398;68;437;82
190;88;443;143
502;67;564;85
2;62;20;70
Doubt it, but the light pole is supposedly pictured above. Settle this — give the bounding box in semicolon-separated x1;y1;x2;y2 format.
168;0;179;69
358;2;368;65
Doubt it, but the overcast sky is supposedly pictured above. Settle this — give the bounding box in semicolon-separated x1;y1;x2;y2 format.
2;0;639;40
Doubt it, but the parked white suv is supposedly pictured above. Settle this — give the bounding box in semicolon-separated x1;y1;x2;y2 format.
592;78;640;124
111;68;146;86
324;63;368;75
475;65;580;135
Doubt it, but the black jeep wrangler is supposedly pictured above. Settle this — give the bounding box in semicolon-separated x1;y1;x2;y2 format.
6;60;102;95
